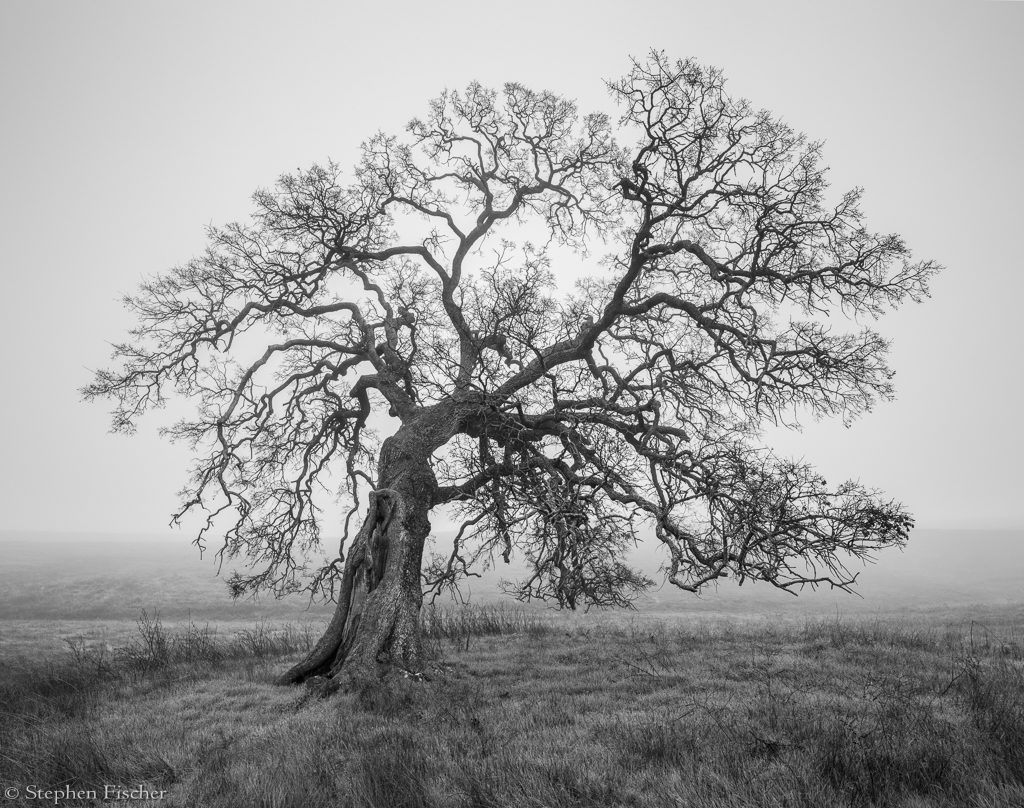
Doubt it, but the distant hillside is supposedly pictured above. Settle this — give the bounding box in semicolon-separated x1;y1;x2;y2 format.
0;532;333;620
0;529;1020;620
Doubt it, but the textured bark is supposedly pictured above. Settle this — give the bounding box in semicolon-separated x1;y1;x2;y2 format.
276;426;441;686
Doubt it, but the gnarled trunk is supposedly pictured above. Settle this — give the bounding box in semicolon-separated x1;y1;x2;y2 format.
276;432;438;686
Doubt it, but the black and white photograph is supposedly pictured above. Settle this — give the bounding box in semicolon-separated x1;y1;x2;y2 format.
1;1;1022;806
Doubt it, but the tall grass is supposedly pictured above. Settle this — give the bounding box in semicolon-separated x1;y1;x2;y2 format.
420;603;550;645
2;607;1024;807
121;610;317;671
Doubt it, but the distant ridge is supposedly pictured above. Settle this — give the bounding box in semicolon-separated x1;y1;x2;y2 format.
0;529;1020;620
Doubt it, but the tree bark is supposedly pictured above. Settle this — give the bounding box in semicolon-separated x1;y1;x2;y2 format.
276;430;438;686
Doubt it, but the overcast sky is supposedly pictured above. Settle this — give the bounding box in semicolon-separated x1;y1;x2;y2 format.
1;0;1021;538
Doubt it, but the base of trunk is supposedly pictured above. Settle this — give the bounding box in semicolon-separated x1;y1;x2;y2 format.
276;482;428;687
275;587;424;688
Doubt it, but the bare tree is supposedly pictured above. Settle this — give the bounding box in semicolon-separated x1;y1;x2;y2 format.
85;53;937;685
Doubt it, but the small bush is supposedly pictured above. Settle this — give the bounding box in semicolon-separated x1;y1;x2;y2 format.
611;717;703;768
814;705;963;806
956;654;1024;783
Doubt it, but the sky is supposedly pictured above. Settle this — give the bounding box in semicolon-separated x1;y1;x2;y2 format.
1;0;1022;540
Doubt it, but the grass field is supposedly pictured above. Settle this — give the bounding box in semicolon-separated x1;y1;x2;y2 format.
2;605;1024;807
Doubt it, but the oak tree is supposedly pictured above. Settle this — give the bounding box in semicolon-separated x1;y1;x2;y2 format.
85;54;937;685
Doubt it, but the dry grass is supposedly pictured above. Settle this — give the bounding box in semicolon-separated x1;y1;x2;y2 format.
2;606;1024;807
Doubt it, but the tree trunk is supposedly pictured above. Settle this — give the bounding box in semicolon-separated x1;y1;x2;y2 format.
276;432;437;686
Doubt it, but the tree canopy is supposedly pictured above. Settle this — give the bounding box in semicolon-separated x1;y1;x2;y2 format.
86;53;937;624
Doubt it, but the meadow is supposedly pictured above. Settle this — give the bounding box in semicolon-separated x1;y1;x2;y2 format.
3;531;1024;806
2;604;1024;808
